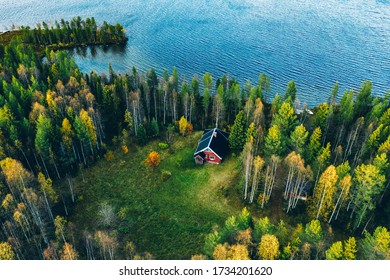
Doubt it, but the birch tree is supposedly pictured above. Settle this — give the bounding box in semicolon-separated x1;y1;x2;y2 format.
310;165;338;221
242;137;254;200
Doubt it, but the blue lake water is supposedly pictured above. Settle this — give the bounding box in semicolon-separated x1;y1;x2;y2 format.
1;0;390;105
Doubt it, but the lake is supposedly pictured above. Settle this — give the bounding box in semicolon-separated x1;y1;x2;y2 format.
1;0;390;105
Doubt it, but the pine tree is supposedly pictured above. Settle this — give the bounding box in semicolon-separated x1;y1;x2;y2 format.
306;127;322;162
228;110;247;150
265;125;282;156
285;80;297;102
290;124;308;155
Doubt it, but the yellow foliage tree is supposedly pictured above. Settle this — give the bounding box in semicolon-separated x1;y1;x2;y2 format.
61;118;74;149
213;243;229;260
343;237;357;260
310;165;338;221
258;234;280;260
179;116;193;136
60;242;78;260
0;242;15;260
122;145;129;154
228;244;250;260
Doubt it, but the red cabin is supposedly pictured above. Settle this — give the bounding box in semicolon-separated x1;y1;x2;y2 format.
194;128;229;165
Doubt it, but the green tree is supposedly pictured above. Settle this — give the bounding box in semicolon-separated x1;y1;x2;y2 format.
228;110;247;150
325;241;343;260
313;103;329;131
150;118;159;137
306;127;322;162
285;80;297;101
136;124;147;145
339;90;354;125
361;226;390;259
272;101;297;135
351;164;386;228
290;124;309;155
343;237;357;260
355;81;373;118
265;125;283;156
35;114;52;157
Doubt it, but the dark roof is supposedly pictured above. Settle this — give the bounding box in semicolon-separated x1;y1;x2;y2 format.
194;128;230;159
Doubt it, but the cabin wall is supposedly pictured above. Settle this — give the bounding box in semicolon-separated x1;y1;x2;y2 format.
204;151;221;164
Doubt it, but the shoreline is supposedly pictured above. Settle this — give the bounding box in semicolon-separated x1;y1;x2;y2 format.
0;29;128;52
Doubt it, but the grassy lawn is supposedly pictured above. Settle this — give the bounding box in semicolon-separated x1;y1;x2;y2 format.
70;131;244;259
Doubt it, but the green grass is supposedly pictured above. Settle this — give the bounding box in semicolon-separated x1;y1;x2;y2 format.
70;132;244;259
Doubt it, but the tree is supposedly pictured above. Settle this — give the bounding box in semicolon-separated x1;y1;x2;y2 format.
150;118;159;137
249;156;264;203
303;220;323;259
258;234;280;260
136;124;147;145
350;164;386;228
355;81;373;118
306;127;322;162
343;237;357;260
178;116;192;136
290;124;308;155
35;114;52;157
213;84;225;128
0;242;15;260
361;226;390;259
253;217;275;241
60;242;78;260
228;244;250;260
325;241;343;260
61;118;74;149
203;88;211;127
264;125;282;156
145;151;161;167
272;101;297;135
310;165;338;221
213;243;228;260
228;110;247;150
285;80;297;101
313;103;329;131
242;137;254;200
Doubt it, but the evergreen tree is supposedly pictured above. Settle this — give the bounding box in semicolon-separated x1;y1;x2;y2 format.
228;110;247;150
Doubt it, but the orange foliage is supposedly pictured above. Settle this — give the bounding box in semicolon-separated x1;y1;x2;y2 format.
145;151;161;167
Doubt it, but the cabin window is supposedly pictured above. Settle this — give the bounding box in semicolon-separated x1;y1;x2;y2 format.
210;156;215;160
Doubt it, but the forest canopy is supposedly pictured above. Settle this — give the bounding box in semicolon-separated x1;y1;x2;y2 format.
0;19;389;260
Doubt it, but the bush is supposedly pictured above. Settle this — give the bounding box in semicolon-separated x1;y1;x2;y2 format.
122;145;129;154
158;142;169;150
145;151;161;167
104;151;115;161
161;170;172;181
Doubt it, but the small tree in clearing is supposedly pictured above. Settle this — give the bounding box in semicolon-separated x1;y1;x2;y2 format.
145;151;161;167
179;116;193;136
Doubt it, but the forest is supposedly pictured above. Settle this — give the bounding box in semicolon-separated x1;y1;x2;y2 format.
0;19;389;260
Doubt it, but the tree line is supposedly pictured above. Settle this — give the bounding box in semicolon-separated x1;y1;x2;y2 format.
16;17;127;48
0;19;389;259
198;208;389;260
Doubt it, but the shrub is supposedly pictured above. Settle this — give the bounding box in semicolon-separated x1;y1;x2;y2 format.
145;151;161;167
158;142;169;150
122;145;129;154
104;151;114;161
161;170;172;181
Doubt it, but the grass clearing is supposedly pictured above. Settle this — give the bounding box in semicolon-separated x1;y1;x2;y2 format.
70;131;244;259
